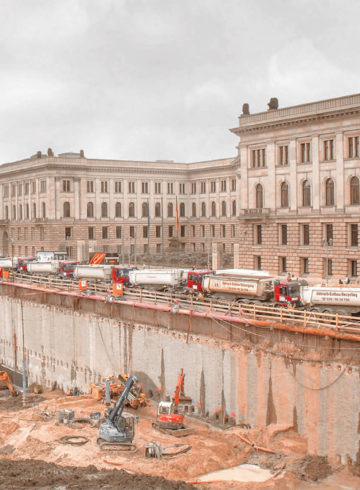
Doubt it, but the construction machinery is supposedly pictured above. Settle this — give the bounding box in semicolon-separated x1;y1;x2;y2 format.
153;369;194;437
90;374;147;409
97;374;138;451
0;371;17;396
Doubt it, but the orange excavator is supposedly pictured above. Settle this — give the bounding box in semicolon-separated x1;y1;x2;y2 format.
0;371;17;396
90;374;147;409
153;369;194;437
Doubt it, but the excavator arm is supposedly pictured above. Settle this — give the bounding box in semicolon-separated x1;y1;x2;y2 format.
0;371;17;396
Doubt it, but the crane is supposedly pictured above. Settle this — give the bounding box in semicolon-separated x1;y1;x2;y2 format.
97;374;138;451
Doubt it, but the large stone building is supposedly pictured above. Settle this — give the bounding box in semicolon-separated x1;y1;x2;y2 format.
1;92;360;278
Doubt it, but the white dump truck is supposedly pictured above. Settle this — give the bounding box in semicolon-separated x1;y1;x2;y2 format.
128;269;185;290
73;264;113;281
202;274;274;302
0;257;16;268
27;261;60;274
215;268;271;278
300;285;360;315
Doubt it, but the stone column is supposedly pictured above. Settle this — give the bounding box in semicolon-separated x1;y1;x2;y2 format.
240;146;248;210
336;132;344;210
289;140;297;211
212;242;223;270
312;136;320;211
233;242;240;268
266;143;276;211
55;178;61;219
74;178;80;220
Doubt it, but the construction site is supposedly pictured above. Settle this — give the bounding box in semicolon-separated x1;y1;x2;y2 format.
1;261;360;489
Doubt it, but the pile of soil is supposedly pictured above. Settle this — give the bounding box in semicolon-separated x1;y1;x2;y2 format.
0;393;44;411
291;455;332;481
0;459;196;489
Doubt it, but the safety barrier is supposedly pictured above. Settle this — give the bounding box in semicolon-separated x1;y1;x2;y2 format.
2;272;360;336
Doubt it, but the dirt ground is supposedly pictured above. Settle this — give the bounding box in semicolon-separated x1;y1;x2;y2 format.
0;390;359;489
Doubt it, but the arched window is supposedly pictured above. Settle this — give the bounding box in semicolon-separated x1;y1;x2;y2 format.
201;202;206;217
255;184;263;209
4;205;8;220
115;202;122;218
221;201;226;217
192;202;196;217
155;202;161;217
303;180;311;207
350;176;360;205
33;203;37;219
12;205;16;220
168;202;173;217
211;201;216;217
180;202;185;217
87;202;94;218
129;202;135;218
232;200;236;216
101;202;108;218
42;202;46;218
19;204;23;220
142;202;149;218
25;204;29;219
325;178;334;206
280;182;289;208
63;201;70;218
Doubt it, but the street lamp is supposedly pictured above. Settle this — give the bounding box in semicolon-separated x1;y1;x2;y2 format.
323;238;333;284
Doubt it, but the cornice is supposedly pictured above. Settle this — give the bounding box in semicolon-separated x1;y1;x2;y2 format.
231;107;360;136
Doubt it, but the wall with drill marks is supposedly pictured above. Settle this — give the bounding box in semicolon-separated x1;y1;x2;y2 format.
0;295;359;465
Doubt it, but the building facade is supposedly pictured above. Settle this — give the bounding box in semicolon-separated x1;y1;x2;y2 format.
0;93;360;278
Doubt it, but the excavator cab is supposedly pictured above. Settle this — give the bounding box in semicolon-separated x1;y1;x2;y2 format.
114;411;136;440
156;401;184;429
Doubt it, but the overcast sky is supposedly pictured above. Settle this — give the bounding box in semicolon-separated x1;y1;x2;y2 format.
0;0;359;164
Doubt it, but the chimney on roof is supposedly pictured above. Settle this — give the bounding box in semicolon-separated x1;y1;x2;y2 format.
80;149;85;158
47;148;54;157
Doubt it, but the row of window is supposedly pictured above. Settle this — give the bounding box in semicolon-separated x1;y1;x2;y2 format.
3;178;238;198
250;136;360;169
252;255;358;278
255;176;360;209
3;199;239;221
253;222;360;247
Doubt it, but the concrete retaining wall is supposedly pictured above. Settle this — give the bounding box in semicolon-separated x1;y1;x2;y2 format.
0;295;359;465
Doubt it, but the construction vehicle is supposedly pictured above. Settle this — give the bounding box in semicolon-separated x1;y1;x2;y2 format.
0;371;17;396
112;266;137;286
153;369;194;437
97;374;138;450
59;261;79;278
90;374;147;409
27;261;60;274
73;264;113;281
202;273;304;307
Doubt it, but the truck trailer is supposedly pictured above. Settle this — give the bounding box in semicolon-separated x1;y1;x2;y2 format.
73;264;113;281
300;285;360;315
128;269;185;290
27;261;60;274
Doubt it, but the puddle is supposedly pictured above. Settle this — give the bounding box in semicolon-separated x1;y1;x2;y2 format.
197;463;273;482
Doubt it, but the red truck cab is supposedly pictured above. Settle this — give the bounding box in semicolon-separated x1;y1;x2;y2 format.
187;270;213;292
274;280;302;307
16;257;36;273
112;266;137;286
59;261;79;278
